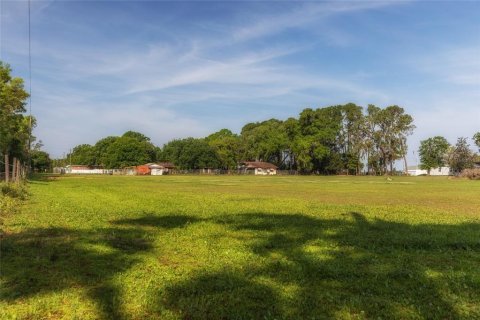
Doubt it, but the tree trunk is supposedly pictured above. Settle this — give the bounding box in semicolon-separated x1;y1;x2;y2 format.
366;151;370;175
12;157;17;182
16;159;22;183
5;154;10;183
403;154;408;175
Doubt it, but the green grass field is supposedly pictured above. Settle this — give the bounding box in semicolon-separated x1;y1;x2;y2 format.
1;175;479;319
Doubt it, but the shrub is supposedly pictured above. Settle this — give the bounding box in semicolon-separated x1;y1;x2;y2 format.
460;168;480;180
0;183;28;200
0;183;28;218
0;194;20;216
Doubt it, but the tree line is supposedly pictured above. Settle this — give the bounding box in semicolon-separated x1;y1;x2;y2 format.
62;103;416;175
0;62;37;183
419;134;480;175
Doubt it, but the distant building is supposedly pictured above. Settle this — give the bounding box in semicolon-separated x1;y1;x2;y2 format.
53;167;65;174
407;166;450;176
124;166;137;175
124;163;175;176
151;162;175;175
65;165;104;174
241;161;278;175
200;168;214;174
474;159;480;169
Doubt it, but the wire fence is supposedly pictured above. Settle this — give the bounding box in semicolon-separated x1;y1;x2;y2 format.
47;168;302;176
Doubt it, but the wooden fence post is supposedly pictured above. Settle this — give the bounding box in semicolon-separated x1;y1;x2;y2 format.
5;154;10;183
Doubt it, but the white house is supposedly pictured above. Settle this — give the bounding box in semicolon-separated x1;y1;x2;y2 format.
150;162;175;175
407;166;450;176
123;163;175;176
65;165;104;174
241;161;278;175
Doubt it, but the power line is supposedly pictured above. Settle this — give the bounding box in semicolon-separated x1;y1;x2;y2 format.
28;0;32;115
27;0;33;175
0;0;4;61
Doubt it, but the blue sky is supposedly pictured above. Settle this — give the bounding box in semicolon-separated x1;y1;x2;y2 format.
1;0;479;163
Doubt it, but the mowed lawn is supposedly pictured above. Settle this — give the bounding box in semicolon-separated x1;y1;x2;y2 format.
1;175;479;320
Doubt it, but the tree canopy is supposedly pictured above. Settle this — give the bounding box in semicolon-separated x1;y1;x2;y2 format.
418;136;450;174
446;137;474;174
473;132;480;152
65;131;157;169
205;129;241;169
0;62;32;182
161;138;220;170
61;104;418;174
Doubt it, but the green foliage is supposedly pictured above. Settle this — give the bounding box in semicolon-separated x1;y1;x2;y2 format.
418;136;450;174
64;132;156;168
68;144;96;166
162;138;220;169
94;136;118;166
0;182;27;217
339;103;365;174
473;132;480;151
446;137;474;174
206;129;241;169
1;182;28;199
297;106;342;173
365;105;415;174
122;131;150;142
1;175;479;319
241;119;288;166
0;61;31;181
282;103;397;174
30;150;52;172
103;136;156;168
59;105;416;175
0;194;20;217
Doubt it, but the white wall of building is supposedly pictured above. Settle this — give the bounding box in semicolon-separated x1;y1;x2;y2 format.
429;167;450;176
67;168;105;174
254;168;277;175
151;168;168;175
408;166;450;176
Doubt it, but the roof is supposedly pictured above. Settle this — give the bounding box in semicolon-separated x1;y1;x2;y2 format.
242;161;278;169
66;165;103;169
139;163;175;169
156;162;175;168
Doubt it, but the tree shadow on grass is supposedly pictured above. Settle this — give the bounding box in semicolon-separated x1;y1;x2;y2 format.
162;271;281;319
160;212;480;320
2;212;479;319
0;214;201;319
113;214;200;229
28;174;61;184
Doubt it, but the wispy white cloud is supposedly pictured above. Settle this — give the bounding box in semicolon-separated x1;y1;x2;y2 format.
3;0;399;157
3;0;478;160
232;1;400;42
19;20;389;105
33;91;210;157
410;46;480;86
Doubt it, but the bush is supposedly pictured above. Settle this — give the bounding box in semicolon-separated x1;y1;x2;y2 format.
0;194;20;217
0;183;28;200
460;168;480;180
0;183;28;218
